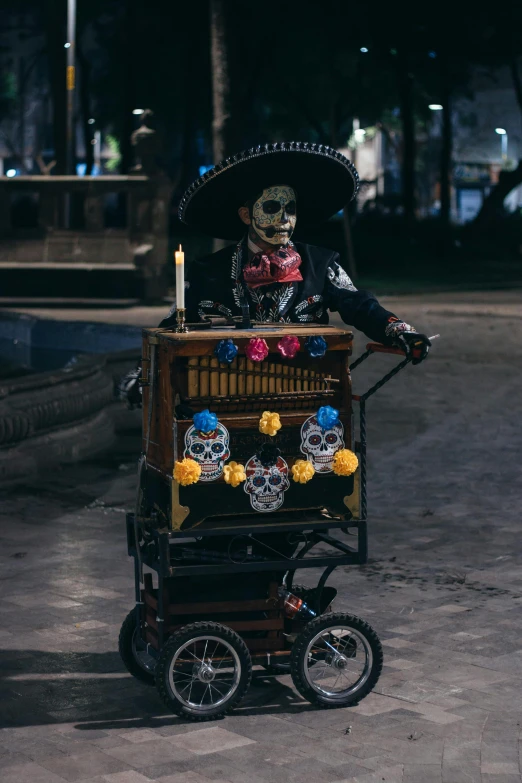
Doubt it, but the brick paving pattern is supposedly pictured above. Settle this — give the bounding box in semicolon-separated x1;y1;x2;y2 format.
1;299;521;782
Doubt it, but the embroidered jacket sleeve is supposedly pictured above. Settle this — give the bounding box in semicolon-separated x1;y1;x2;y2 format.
324;255;399;344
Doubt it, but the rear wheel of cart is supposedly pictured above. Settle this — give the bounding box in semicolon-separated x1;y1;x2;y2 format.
119;609;157;685
290;613;383;708
155;622;252;721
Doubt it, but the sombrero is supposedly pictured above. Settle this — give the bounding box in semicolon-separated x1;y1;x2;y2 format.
178;141;359;240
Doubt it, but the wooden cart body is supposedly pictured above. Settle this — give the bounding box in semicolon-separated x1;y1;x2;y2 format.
139;325;361;533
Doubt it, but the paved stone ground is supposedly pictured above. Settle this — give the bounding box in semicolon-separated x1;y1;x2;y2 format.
1;294;522;783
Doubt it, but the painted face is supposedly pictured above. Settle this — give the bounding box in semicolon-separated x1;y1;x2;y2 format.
252;185;297;246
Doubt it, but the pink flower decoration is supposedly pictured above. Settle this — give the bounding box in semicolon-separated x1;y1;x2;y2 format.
277;335;300;359
245;337;269;362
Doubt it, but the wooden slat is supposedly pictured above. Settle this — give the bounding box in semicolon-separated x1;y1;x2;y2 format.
187;357;199;397
229;358;237;396
166;597;280;615
209;357;219;396
219;362;228;396
199;356;210;397
244;637;283;651
261;362;269;394
165;618;283;633
246;360;254;394
144;591;157;610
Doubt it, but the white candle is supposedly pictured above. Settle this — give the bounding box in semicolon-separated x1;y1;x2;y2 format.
175;244;185;310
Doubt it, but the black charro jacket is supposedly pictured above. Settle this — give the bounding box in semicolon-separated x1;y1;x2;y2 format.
161;241;399;344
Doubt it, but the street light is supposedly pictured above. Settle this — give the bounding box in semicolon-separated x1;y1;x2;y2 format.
133;109;145;115
429;104;443;111
495;127;508;161
360;47;369;53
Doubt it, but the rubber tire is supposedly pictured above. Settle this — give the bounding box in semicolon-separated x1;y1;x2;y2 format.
155;621;252;721
290;612;383;709
119;610;156;685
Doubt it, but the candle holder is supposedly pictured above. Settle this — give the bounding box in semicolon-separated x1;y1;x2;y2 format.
176;308;188;333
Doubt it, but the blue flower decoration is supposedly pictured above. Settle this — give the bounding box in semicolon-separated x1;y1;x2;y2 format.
305;335;327;358
214;338;239;364
316;405;340;431
193;409;218;434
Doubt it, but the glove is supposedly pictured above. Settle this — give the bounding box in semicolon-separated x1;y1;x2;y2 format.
394;332;431;364
385;321;431;365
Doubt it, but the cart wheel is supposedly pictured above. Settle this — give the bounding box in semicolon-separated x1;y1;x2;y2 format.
119;610;156;685
290;613;383;708
155;622;252;721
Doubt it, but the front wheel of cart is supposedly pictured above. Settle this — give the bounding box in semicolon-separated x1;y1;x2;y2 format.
155;622;252;721
290;613;383;709
119;610;157;685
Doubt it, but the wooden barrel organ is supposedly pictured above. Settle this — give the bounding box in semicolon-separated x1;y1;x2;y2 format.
140;325;361;531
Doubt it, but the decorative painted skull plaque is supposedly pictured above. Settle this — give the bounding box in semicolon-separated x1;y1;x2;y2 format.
300;414;345;473
244;455;290;512
184;423;230;482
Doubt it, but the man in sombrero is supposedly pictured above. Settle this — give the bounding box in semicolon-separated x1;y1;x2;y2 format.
121;142;430;404
167;141;430;357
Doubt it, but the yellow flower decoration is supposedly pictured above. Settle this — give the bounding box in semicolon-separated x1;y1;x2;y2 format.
291;459;315;484
223;461;246;487
259;411;282;437
332;449;359;477
173;457;201;486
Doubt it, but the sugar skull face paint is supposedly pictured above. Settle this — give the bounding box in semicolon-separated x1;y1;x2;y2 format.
251;185;297;246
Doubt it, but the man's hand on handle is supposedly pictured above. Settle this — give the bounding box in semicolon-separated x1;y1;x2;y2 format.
392;331;431;365
384;320;432;365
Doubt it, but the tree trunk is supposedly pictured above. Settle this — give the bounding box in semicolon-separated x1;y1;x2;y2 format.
44;0;67;174
439;54;452;240
210;0;232;163
120;0;137;174
77;44;94;175
18;56;26;172
397;51;416;230
210;0;233;251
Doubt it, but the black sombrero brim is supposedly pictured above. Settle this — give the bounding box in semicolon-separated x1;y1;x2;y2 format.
178;142;359;240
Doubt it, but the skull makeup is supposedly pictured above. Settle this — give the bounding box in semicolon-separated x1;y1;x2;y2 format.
184;422;230;482
300;415;345;473
251;185;297;246
244;455;290;512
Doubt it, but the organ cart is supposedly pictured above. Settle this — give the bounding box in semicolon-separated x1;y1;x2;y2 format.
119;322;419;720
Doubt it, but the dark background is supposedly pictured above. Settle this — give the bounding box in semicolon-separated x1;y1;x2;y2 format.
0;0;521;293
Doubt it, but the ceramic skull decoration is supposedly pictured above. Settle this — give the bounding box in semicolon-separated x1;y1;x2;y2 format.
244;455;290;512
300;414;345;473
184;423;230;482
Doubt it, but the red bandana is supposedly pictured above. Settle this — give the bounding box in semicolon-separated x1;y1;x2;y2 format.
243;246;303;289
